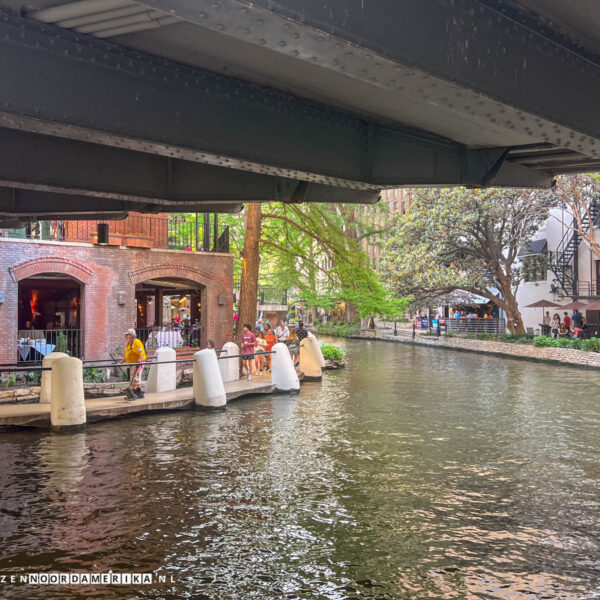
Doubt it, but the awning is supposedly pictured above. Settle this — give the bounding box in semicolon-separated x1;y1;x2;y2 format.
518;238;547;257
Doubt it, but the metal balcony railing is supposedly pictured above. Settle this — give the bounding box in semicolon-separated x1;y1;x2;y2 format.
0;215;229;253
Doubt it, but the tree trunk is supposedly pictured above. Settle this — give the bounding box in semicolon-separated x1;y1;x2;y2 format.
503;293;526;335
494;272;525;335
236;203;262;344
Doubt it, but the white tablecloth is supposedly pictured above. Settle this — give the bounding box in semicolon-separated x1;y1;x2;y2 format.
151;331;184;347
17;341;56;360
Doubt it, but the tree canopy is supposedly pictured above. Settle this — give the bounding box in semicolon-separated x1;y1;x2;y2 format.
381;187;554;333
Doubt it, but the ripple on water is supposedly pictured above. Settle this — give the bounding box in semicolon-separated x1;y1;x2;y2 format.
0;340;599;598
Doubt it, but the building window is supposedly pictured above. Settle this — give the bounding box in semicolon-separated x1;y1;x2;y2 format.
523;254;548;282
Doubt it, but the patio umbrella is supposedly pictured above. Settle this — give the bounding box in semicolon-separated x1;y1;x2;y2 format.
525;299;562;326
560;300;588;311
581;299;600;311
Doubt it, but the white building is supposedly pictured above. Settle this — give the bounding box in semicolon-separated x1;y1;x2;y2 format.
516;206;600;333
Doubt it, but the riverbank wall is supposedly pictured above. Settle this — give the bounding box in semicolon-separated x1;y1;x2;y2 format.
354;329;600;370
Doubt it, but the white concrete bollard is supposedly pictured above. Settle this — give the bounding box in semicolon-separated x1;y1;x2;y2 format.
271;342;300;392
193;349;226;409
145;346;176;393
300;335;323;380
218;342;240;383
50;356;86;427
308;332;326;367
39;351;69;404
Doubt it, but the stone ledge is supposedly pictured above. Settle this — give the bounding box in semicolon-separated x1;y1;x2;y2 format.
374;334;600;370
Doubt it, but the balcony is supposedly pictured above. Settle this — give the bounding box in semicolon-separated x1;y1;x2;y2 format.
0;214;229;253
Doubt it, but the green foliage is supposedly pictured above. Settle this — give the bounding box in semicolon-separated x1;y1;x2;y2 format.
532;335;600;351
4;373;17;389
83;367;108;383
55;332;69;354
25;371;42;385
315;321;361;338
381;187;555;331
320;343;346;361
224;202;402;318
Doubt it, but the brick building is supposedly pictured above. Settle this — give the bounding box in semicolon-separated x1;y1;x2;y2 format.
0;214;233;363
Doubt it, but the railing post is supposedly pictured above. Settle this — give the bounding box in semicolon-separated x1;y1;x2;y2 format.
394;321;398;336
412;322;416;339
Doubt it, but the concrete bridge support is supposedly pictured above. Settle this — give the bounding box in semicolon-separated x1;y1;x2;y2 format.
194;349;226;409
146;346;177;393
39;351;69;404
271;342;300;392
50;356;86;427
300;336;323;380
219;342;240;383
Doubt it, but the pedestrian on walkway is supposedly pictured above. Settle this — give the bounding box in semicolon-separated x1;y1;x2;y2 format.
275;320;290;343
264;326;277;370
122;328;146;399
288;327;300;367
551;313;560;338
241;324;257;381
296;320;308;342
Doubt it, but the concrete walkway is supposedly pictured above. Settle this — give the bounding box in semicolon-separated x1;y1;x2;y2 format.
0;374;277;428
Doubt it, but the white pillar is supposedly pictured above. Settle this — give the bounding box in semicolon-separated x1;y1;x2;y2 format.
271;342;300;392
39;351;69;404
218;341;240;383
145;346;176;393
193;349;226;409
300;336;323;379
308;332;326;367
50;356;86;427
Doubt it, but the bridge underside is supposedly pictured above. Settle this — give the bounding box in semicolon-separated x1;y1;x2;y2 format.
0;0;599;221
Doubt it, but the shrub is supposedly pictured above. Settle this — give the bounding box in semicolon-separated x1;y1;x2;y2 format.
315;322;361;338
533;335;554;347
83;367;108;383
320;343;346;361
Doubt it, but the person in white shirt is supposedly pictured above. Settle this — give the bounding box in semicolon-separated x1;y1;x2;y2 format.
275;321;290;343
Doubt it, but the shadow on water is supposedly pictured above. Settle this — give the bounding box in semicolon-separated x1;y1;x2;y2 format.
0;339;599;598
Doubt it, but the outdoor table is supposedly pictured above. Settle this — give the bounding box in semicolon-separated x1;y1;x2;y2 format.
17;340;56;361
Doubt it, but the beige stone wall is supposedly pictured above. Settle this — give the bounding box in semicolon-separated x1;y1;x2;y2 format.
372;332;600;369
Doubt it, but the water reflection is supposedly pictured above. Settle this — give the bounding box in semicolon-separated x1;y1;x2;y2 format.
0;340;599;599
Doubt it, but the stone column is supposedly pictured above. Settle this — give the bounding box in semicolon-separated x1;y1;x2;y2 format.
50;356;86;427
193;349;226;409
39;351;69;404
271;342;300;392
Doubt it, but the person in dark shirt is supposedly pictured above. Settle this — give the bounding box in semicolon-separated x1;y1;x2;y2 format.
296;321;308;342
572;310;584;328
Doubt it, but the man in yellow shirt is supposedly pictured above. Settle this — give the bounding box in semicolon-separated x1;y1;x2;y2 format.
122;328;146;399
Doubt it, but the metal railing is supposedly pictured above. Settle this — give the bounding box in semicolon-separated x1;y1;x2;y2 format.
17;329;84;363
135;326;201;351
444;318;506;334
0;215;229;253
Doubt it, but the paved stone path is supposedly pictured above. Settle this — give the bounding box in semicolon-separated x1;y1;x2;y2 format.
0;374;277;428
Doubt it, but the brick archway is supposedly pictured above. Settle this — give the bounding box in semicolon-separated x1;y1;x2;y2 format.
128;263;213;287
10;256;93;284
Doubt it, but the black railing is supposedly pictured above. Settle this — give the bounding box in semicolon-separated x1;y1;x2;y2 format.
258;286;288;305
444;318;506;334
17;328;84;363
0;215;230;254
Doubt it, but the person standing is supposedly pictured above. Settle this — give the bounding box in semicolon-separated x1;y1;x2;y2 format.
255;331;267;372
275;320;290;344
287;327;300;367
122;328;146;399
550;313;560;338
296;321;308;342
241;323;257;381
264;326;277;371
563;312;571;331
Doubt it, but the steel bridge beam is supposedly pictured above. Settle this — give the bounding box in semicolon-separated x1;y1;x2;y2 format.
0;11;553;195
0;128;380;215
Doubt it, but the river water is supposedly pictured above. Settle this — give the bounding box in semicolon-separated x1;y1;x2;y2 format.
0;339;599;599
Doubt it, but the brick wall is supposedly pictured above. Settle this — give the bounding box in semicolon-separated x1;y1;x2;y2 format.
0;239;233;363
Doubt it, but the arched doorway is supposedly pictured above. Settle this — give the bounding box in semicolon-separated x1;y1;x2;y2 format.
135;277;205;349
17;273;83;361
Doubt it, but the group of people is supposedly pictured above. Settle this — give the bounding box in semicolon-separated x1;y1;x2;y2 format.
241;320;308;380
544;310;585;338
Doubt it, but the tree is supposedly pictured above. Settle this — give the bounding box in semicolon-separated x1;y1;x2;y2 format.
543;174;600;260
236;203;262;343
381;187;554;334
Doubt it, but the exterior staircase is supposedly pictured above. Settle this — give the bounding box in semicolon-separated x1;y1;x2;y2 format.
552;203;600;297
